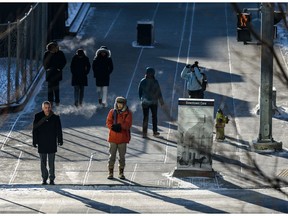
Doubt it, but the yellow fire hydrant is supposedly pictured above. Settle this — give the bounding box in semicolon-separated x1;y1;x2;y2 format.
215;109;229;141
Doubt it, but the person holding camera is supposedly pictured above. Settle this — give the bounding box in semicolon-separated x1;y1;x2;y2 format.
181;61;204;99
106;96;132;180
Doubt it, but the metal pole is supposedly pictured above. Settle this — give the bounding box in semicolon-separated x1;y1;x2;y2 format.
7;21;11;104
42;3;48;58
15;19;20;102
253;3;282;151
23;13;28;92
30;5;34;84
259;3;274;141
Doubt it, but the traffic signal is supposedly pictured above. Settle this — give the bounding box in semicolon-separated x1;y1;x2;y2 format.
237;13;252;43
237;13;251;29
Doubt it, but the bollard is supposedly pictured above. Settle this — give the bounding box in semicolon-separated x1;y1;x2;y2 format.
137;20;154;46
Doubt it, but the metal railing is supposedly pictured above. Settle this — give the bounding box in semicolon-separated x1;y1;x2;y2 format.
0;3;48;105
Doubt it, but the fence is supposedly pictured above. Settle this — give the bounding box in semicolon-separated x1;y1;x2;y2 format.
0;3;48;106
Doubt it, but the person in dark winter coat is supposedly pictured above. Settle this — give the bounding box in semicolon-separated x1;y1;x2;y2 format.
70;48;91;107
92;46;114;107
43;41;67;106
32;101;63;185
138;67;164;138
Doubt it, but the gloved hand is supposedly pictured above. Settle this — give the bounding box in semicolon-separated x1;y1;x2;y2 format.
186;64;191;68
58;143;63;146
33;144;37;148
111;124;121;133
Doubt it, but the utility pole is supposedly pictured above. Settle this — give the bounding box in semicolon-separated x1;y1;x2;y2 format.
253;3;282;151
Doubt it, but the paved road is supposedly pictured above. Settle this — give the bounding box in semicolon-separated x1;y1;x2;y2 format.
0;2;288;213
0;187;287;213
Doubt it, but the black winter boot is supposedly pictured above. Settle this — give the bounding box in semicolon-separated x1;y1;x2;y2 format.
107;167;114;179
118;167;125;180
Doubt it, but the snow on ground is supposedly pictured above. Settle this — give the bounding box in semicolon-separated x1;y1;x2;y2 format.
1;5;288;121
66;3;83;27
0;3;83;105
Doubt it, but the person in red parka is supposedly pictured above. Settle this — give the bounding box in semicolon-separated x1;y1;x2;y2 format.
106;96;132;180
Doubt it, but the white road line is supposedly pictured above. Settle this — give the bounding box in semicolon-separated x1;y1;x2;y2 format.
225;4;241;139
130;163;138;183
83;153;94;185
125;49;144;99
171;3;191;112
183;3;196;97
165;3;191;162
104;9;122;39
125;4;159;99
1;114;22;151
9;151;22;185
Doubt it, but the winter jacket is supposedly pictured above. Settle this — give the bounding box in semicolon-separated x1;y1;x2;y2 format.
106;105;132;144
181;66;203;91
92;48;113;86
138;76;164;106
32;111;63;153
70;54;91;86
43;50;67;82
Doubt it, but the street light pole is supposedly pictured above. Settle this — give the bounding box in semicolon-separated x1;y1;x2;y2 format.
253;3;282;151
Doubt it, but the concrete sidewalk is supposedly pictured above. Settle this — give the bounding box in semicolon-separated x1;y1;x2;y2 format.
0;3;288;192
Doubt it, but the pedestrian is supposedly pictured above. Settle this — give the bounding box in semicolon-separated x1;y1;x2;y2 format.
215;108;229;141
106;96;132;180
32;101;63;185
43;41;67;106
92;46;114;107
70;48;91;107
181;61;204;99
138;67;164;138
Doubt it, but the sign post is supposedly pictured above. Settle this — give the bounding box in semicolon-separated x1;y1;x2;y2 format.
173;98;215;177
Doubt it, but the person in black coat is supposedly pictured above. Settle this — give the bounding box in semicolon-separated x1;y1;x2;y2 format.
43;41;67;106
70;49;91;107
92;46;114;107
138;67;164;138
32;101;63;185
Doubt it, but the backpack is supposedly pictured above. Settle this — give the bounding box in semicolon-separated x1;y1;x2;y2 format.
201;72;208;91
195;70;208;91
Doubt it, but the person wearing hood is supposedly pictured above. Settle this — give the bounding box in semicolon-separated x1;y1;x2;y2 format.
32;101;63;185
106;96;132;180
138;67;164;138
43;41;67;106
92;46;114;107
70;48;91;107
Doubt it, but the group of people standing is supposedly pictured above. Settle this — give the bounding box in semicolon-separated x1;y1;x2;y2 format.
35;42;166;184
43;42;113;107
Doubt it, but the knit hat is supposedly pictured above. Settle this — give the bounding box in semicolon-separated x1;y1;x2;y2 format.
115;96;127;104
146;67;155;76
